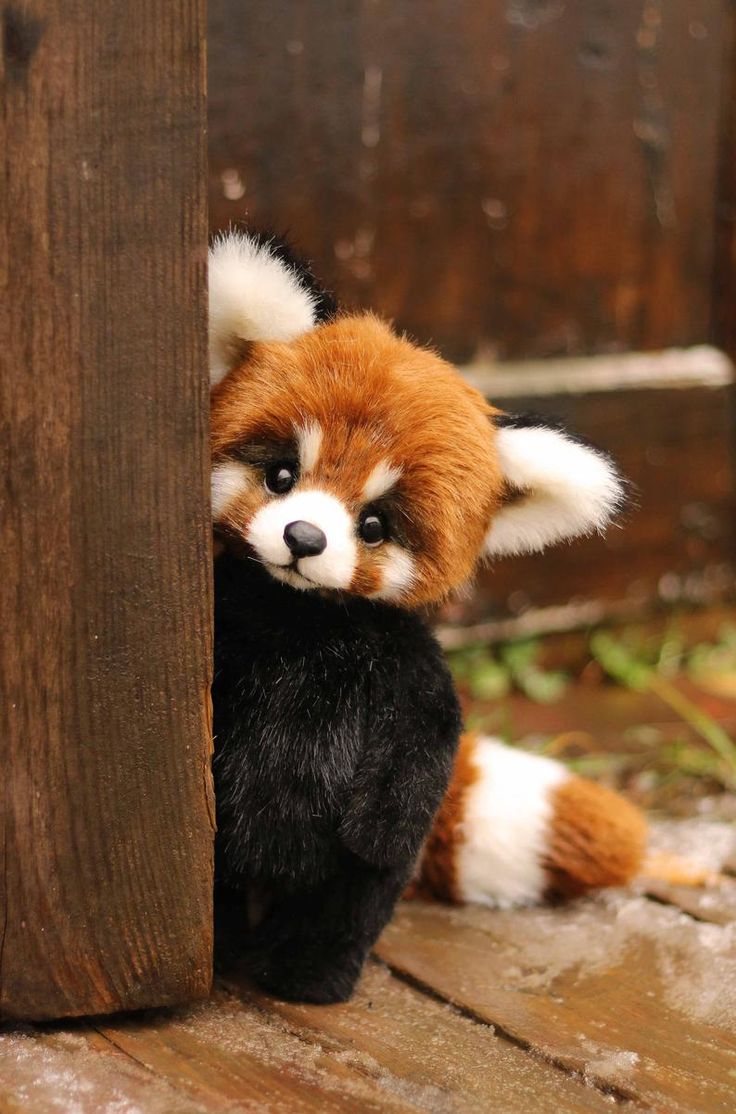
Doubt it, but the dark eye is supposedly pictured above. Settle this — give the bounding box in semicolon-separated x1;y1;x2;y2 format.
359;509;388;547
264;461;298;495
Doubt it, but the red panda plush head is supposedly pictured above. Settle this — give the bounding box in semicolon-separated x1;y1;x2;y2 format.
210;231;626;607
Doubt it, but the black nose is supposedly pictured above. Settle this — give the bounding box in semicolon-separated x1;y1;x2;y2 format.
283;520;327;558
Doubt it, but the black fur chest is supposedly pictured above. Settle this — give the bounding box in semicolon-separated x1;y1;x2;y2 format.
212;554;460;891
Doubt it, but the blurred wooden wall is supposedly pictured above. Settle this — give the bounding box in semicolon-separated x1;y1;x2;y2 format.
208;1;736;633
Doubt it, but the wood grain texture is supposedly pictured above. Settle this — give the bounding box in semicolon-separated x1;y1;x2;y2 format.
208;0;729;362
376;898;736;1112
0;1026;208;1114
0;827;732;1112
243;963;622;1114
0;0;214;1019
713;8;736;361
96;990;414;1113
0;970;627;1113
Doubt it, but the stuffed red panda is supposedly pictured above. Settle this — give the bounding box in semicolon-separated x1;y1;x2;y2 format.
209;229;646;1003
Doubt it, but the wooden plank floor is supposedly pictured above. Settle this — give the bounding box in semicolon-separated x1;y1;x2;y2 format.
1;817;734;1113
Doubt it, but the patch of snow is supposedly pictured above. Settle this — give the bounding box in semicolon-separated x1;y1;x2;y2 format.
0;1026;156;1114
648;819;736;874
610;892;736;1028
433;885;736;1030
581;1043;640;1085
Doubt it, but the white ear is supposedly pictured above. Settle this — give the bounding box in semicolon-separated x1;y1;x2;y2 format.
484;421;626;558
208;231;319;388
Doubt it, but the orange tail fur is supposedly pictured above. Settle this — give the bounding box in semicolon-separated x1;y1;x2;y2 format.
409;733;647;907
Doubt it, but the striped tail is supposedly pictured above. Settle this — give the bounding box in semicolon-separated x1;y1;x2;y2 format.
409;733;647;907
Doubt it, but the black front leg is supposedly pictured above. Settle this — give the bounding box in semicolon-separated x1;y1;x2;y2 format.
243;851;409;1004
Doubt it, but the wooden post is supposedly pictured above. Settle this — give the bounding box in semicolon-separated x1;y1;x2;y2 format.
0;0;213;1019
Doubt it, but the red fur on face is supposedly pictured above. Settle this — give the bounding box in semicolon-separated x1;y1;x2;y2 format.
211;314;503;607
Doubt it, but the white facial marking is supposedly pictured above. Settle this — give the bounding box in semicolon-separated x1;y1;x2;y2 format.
369;546;417;602
247;488;357;590
211;461;250;520
455;737;568;908
362;459;403;503
485;426;625;558
296;421;323;474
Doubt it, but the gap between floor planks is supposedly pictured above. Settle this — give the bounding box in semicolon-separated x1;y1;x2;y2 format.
1;821;733;1113
0;959;627;1114
375;888;736;1114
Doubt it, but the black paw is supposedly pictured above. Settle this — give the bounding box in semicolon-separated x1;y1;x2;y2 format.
245;942;365;1004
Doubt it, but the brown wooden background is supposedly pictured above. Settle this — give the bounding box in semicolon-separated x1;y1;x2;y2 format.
209;0;736;631
209;0;732;362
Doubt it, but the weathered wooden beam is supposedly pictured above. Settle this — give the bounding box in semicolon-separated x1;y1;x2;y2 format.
0;0;213;1019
